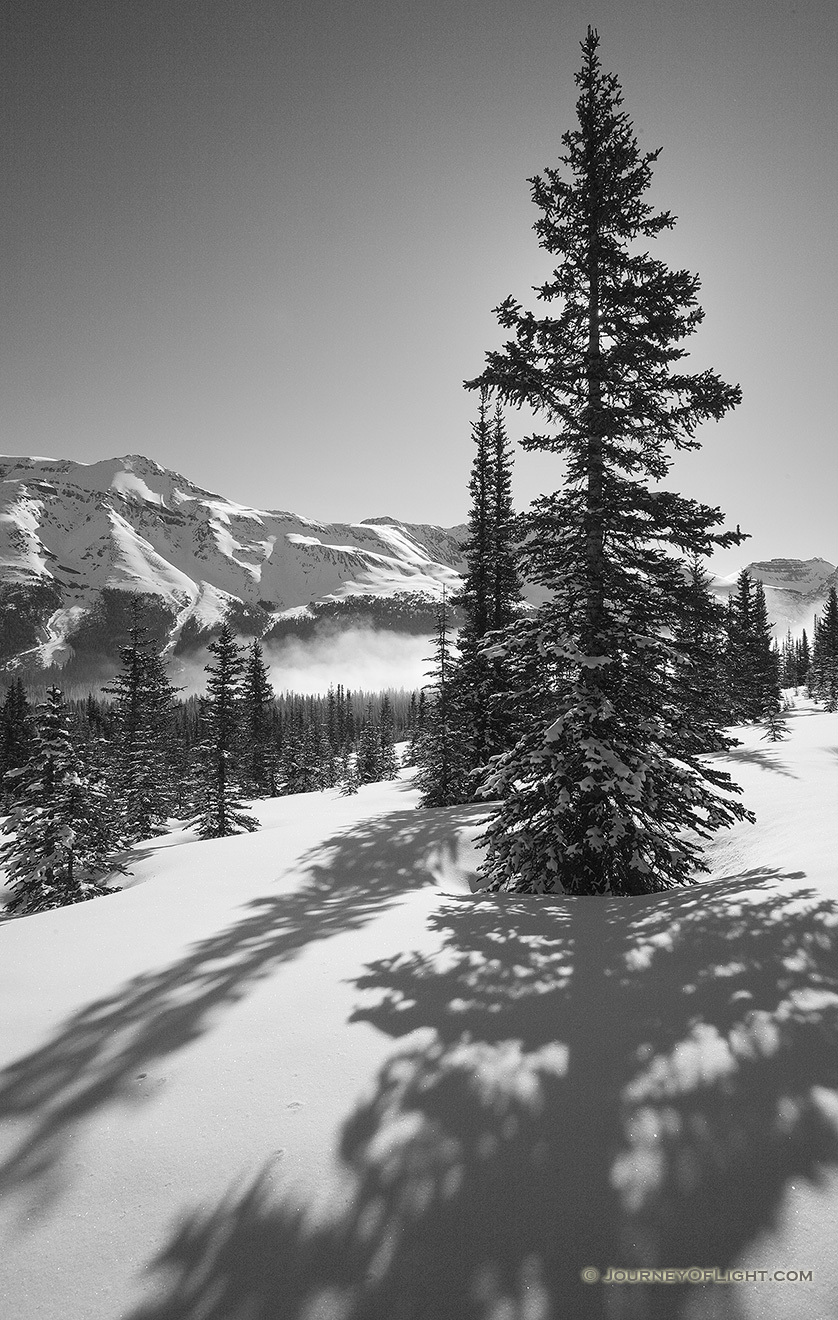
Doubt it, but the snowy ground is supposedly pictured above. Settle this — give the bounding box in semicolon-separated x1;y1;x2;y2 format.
2;704;838;1319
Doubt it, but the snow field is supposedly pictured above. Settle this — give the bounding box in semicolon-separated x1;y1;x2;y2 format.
1;706;838;1318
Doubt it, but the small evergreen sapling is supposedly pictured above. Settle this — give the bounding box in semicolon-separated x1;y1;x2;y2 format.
761;700;789;742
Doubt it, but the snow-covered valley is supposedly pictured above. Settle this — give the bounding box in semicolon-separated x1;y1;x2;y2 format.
2;706;838;1319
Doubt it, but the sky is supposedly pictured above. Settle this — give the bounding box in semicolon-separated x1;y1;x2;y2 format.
2;0;836;576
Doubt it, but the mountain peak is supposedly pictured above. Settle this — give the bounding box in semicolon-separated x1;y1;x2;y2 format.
0;453;468;681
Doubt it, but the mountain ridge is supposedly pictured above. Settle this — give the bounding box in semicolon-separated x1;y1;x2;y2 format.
0;452;833;681
0;453;467;680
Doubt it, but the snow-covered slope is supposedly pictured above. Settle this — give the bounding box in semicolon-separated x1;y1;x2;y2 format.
3;713;838;1320
0;454;467;674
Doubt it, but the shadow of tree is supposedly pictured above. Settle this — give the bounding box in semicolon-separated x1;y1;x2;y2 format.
723;748;798;778
0;802;489;1214
124;868;838;1320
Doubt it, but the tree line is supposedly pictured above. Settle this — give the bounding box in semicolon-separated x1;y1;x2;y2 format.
0;615;424;915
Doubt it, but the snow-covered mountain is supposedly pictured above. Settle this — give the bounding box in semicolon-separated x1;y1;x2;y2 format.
0;454;467;679
711;557;837;637
1;452;833;681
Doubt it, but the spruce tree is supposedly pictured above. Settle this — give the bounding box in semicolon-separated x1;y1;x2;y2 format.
0;678;34;807
761;701;789;743
452;392;523;789
414;590;470;807
1;687;121;914
378;695;400;780
240;639;278;797
194;625;258;838
797;629;811;687
465;28;751;894
338;749;360;795
669;557;730;755
779;629;798;688
103;600;180;842
810;588;838;710
751;579;780;715
489;399;522;633
725;571;756;721
357;701;383;784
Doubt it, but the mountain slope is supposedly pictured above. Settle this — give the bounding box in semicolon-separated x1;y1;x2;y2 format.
1;452;833;681
0;454;467;678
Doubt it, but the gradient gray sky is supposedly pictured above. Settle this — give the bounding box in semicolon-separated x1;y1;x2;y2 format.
3;0;836;574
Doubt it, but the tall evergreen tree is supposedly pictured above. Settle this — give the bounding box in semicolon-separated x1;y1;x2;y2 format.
378;694;400;780
103;600;180;842
0;678;34;807
452;392;523;788
779;629;798;688
669;557;730;755
1;687;120;914
240;639;278;797
751;579;780;714
797;629;811;686
414;590;470;807
357;701;383;785
488;399;522;633
725;573;779;720
810;588;838;710
465;28;751;893
194;625;258;838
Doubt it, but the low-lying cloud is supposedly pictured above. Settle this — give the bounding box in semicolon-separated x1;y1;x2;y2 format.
169;626;437;698
266;627;433;695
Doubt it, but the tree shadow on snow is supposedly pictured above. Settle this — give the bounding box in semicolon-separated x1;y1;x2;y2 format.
723;747;798;778
125;869;838;1320
0;803;489;1215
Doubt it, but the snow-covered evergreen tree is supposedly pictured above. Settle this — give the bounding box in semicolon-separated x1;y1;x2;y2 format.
357;701;383;785
193;625;258;838
761;700;789;742
378;695;400;781
669;557;731;756
779;629;798;688
797;629;811;687
240;639;278;797
724;571;778;722
337;749;360;795
414;590;470;807
314;721;338;789
0;677;34;807
453;392;523;790
809;587;838;710
465;28;751;893
1;687;121;915
751;580;780;712
103;600;180;842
